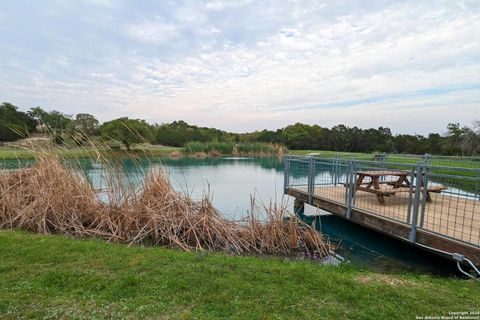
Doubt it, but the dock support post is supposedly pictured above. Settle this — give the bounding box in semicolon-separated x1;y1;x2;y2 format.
294;199;304;215
409;162;423;242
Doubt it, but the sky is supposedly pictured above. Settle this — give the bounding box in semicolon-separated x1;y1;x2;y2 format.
0;0;479;134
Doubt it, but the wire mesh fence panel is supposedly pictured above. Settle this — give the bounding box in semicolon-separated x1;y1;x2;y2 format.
418;166;480;247
350;160;418;224
331;153;383;161
311;158;349;204
285;157;310;190
284;155;480;250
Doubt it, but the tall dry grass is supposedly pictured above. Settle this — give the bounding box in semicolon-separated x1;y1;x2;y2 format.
0;148;331;258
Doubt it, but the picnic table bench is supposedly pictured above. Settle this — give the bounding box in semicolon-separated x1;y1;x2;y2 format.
354;170;447;205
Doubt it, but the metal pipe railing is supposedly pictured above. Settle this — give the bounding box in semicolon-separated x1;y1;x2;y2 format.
284;155;480;249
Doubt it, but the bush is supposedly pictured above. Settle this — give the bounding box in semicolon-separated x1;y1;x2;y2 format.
185;141;207;153
209;140;235;154
237;142;274;154
100;117;153;151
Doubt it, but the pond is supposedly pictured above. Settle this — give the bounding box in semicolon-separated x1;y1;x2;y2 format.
0;156;459;275
85;156;288;219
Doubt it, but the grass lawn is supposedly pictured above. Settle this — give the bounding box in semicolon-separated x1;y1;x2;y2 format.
290;149;480;169
0;230;478;319
1;145;479;171
290;150;366;158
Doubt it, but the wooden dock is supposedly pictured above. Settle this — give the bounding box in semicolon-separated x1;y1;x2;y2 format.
287;185;480;264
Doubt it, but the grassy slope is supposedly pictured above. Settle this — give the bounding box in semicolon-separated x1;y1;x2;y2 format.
0;231;478;319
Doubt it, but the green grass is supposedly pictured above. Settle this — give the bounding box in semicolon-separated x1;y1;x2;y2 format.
290;150;480;169
185;141;235;154
0;146;182;160
0;230;478;319
290;150;378;161
290;149;480;192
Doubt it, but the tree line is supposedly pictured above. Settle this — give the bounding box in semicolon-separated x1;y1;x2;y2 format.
242;122;480;156
1;101;479;156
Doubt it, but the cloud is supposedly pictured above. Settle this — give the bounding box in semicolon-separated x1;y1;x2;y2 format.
84;0;115;7
0;1;479;134
205;0;252;11
125;22;178;44
124;3;479;121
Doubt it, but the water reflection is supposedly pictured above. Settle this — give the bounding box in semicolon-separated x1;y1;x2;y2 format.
73;156;288;219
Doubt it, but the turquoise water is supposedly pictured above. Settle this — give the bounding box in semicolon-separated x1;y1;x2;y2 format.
0;157;287;217
83;157;288;219
0;156;458;275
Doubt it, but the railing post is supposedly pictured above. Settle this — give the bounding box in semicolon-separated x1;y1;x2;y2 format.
307;156;315;205
423;153;430;166
346;160;355;220
419;164;430;228
379;152;387;182
406;166;415;224
409;161;423;242
334;156;340;186
380;152;387;168
344;160;349;205
283;156;290;194
332;157;336;185
476;171;480;201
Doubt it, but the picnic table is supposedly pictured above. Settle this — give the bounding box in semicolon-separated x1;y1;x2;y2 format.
354;170;446;205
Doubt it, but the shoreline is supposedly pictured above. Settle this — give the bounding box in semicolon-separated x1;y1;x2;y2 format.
0;147;287;161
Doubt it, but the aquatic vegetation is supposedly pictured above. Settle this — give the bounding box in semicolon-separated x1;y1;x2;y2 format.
236;142;286;156
185;140;235;154
185;141;286;156
0;153;330;258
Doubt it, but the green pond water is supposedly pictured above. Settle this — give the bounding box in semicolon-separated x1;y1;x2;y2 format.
0;156;460;275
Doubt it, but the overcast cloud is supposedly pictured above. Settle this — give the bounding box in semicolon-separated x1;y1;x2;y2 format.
0;0;479;134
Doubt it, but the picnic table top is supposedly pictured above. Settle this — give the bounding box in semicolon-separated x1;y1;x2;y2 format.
356;170;409;177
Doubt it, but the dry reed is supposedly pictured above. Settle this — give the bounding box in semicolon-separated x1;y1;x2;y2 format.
0;152;331;258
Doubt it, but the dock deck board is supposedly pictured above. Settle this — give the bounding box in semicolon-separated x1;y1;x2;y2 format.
288;184;480;262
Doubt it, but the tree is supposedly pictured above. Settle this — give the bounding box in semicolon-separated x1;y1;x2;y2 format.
100;117;152;150
27;106;49;131
0;102;35;141
460;121;480;156
154;120;234;147
47;110;72;131
426;133;442;155
281;123;321;149
70;113;99;145
444;122;466;155
73;113;99;134
27;107;71;133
